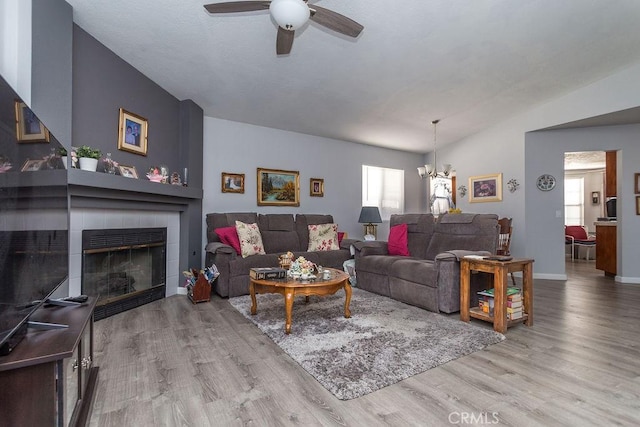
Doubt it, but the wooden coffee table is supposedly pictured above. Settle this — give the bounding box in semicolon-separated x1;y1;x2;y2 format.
249;267;352;334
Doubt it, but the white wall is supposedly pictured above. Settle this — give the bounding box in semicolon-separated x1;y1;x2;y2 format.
526;125;640;282
202;117;425;252
436;60;640;282
0;0;32;103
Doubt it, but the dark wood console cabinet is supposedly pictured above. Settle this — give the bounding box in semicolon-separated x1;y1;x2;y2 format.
0;297;99;426
595;223;617;276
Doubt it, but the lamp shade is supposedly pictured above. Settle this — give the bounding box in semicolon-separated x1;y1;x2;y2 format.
358;206;382;224
270;0;310;30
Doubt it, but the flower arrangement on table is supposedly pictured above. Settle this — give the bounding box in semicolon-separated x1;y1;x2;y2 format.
288;256;317;279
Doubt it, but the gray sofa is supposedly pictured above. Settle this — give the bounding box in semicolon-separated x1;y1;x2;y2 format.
354;213;499;313
205;212;356;297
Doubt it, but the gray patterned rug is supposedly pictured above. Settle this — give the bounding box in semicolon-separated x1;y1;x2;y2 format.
229;288;505;400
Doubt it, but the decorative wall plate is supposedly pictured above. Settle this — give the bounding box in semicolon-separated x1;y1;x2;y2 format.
536;174;556;191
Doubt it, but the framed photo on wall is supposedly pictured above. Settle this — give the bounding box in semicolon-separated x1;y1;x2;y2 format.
117;108;148;155
635;173;640;194
310;178;324;197
469;173;503;203
15;101;50;143
221;172;245;193
257;168;300;206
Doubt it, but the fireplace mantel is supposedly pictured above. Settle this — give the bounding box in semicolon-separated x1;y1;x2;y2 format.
68;169;202;210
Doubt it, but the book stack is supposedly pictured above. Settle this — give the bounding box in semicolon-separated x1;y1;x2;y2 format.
506;291;523;320
477;287;523;319
249;267;287;280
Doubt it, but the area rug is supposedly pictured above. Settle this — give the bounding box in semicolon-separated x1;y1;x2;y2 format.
229;288;505;400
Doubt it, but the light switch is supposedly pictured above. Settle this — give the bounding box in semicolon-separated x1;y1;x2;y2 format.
555;210;562;218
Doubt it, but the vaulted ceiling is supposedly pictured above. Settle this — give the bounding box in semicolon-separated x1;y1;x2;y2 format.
65;0;640;153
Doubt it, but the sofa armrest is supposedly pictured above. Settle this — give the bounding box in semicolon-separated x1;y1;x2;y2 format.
205;241;236;255
340;238;360;250
352;240;388;259
434;250;492;314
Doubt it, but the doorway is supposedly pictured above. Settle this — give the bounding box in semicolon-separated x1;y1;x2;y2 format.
563;151;605;273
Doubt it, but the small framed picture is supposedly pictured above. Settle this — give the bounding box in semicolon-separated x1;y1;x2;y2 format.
21;159;46;172
469;173;503;203
310;178;324;197
221;172;245;193
635;173;640;194
637;196;640;216
15;101;50;143
118;165;138;179
117;108;148;156
257;167;300;207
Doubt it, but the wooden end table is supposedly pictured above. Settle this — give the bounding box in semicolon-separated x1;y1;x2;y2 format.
460;257;534;333
249;267;352;334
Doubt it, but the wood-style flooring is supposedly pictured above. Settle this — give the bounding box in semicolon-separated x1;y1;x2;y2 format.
89;260;640;426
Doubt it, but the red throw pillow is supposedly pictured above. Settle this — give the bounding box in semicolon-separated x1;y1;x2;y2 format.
388;224;409;256
214;226;241;255
338;231;345;245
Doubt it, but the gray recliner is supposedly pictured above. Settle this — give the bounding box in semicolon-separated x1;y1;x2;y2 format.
354;213;499;313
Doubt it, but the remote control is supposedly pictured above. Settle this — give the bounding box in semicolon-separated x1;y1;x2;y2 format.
63;295;89;303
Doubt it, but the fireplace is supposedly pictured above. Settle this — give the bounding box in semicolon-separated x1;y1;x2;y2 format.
82;228;166;320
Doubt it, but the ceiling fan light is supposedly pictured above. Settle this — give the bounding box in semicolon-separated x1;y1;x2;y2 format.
270;0;310;30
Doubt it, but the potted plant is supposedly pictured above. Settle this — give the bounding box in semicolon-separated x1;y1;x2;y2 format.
76;145;101;171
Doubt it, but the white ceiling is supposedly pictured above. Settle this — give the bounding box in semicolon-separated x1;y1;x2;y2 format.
65;0;640;153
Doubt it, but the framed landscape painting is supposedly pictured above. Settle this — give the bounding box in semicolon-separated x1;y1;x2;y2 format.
469;173;502;203
257;168;300;206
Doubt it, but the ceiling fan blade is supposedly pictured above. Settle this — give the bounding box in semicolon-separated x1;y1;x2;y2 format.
276;26;294;54
204;1;270;13
309;5;363;38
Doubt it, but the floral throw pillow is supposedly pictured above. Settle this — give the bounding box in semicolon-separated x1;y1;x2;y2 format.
235;221;266;258
308;223;339;251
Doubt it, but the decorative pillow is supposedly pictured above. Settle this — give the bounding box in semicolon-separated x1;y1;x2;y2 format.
308;223;339;251
214;226;241;255
388;223;409;256
338;231;346;246
235;221;266;258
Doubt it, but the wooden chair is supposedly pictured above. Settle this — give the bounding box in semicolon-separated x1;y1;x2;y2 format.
497;217;517;286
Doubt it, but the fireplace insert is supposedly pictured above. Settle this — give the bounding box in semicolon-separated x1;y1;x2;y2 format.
82;228;166;320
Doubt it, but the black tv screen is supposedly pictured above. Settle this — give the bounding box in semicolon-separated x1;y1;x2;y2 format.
0;74;69;355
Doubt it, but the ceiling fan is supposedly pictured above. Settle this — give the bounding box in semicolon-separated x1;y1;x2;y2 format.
204;0;364;54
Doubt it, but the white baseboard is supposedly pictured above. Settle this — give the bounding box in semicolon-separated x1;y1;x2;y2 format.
615;276;640;284
533;273;567;281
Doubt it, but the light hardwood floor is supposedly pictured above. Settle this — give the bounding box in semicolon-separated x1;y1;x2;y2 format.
89;261;640;426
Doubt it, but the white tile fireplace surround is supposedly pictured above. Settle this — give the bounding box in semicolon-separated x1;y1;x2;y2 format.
69;208;180;298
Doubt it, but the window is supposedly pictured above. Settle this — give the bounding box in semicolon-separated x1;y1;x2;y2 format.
564;177;584;225
362;165;404;220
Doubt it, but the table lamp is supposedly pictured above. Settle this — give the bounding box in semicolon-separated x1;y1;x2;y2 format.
358;206;382;240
